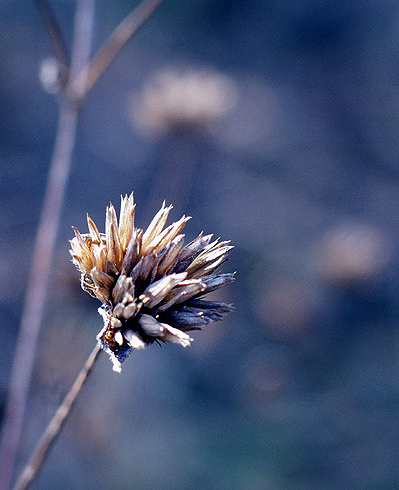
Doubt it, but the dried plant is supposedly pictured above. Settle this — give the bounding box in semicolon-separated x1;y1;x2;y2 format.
0;1;167;489
3;3;236;490
70;193;235;371
131;67;238;135
13;195;234;490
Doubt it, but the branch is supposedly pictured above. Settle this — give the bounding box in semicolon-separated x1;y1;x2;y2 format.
72;0;165;100
13;344;102;490
0;1;166;487
0;2;96;489
34;0;70;87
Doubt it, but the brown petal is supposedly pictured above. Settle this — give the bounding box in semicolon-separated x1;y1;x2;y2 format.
92;243;107;274
96;287;110;303
106;204;123;268
129;251;158;283
157;235;185;276
112;274;135;305
121;229;141;276
90;268;115;291
118;193;136;252
186;241;233;276
155;279;206;312
139;272;187;308
86;214;101;243
146;216;190;254
173;233;213;272
69;235;94;274
142;201;173;251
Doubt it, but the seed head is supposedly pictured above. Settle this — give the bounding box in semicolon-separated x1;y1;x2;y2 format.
70;193;235;371
131;67;238;135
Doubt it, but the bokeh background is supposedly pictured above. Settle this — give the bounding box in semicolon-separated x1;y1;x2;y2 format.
2;1;399;489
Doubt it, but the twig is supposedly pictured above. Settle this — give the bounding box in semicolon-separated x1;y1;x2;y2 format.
33;0;70;87
73;0;165;99
13;344;102;490
0;99;80;490
0;0;167;488
0;2;95;489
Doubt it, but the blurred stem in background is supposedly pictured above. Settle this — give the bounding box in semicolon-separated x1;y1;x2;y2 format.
0;0;165;489
0;2;95;488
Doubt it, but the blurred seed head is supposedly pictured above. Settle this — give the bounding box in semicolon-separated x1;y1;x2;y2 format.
315;223;391;284
70;193;234;372
130;67;238;136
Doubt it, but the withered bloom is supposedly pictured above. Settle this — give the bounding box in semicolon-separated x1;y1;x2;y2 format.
70;193;234;371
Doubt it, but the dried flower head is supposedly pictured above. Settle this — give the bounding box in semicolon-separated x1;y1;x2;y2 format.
70;193;234;371
131;67;238;135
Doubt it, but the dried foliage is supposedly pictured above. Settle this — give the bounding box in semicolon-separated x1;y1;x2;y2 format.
70;193;234;371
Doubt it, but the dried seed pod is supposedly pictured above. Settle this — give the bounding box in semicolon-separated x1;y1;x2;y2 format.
70;192;234;372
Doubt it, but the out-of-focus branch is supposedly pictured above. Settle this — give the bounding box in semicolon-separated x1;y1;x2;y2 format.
0;1;167;488
12;344;102;490
72;0;165;100
0;2;95;489
34;0;70;87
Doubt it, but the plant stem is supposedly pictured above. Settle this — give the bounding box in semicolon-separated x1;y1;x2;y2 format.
12;344;102;490
75;0;165;99
0;2;95;489
0;0;166;488
0;99;79;490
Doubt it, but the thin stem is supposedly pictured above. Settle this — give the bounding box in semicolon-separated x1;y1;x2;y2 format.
0;2;95;489
0;99;79;490
0;0;166;488
13;344;102;490
67;0;96;102
74;0;165;99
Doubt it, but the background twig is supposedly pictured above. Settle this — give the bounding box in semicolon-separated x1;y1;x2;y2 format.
0;1;168;488
33;0;70;87
0;1;95;488
74;0;165;99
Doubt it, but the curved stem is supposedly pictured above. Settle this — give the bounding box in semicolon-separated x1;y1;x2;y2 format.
13;344;102;490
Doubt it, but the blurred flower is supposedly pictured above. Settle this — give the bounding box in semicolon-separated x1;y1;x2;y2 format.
70;193;234;371
315;223;391;284
131;67;238;135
